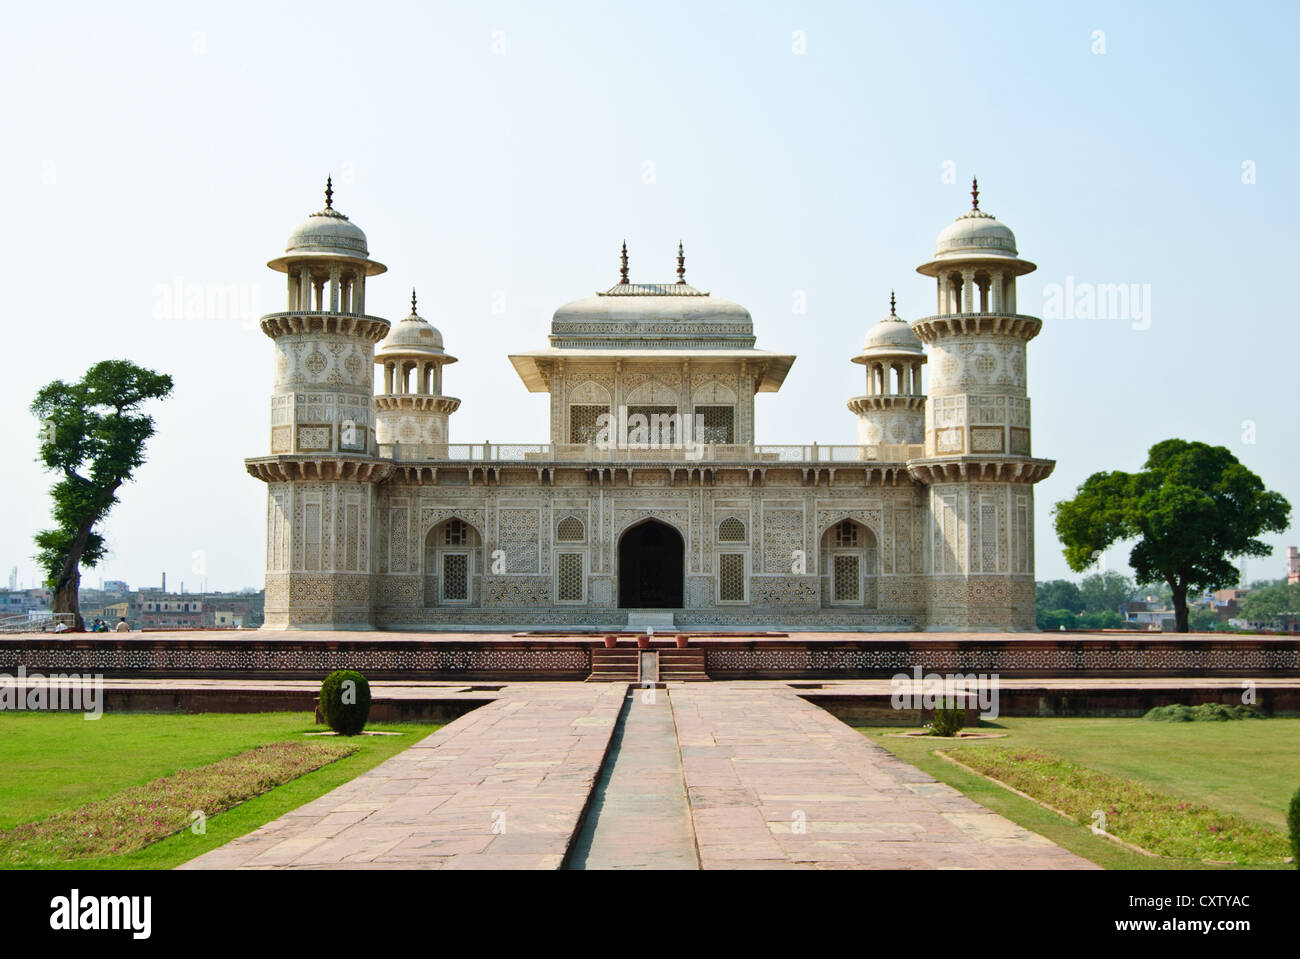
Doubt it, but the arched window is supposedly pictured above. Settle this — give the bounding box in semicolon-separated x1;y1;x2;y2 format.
557;516;585;542
718;517;746;542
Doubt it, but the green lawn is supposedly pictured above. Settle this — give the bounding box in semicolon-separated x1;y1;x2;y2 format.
0;712;440;869
858;717;1300;870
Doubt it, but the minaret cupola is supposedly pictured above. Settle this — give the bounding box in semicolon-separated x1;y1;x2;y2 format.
916;178;1035;316
374;290;461;452
847;292;926;447
267;177;388;315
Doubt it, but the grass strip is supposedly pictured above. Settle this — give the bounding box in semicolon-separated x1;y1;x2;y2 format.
946;745;1289;864
0;740;355;864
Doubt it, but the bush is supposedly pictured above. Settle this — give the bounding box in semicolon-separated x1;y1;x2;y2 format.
928;700;966;737
1289;787;1300;869
1038;608;1077;631
319;670;372;736
1143;702;1265;722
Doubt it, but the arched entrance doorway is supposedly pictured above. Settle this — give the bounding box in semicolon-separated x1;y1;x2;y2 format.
618;520;684;608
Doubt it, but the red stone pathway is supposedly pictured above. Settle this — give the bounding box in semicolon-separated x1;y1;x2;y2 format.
181;681;1095;870
672;683;1095;869
180;683;624;869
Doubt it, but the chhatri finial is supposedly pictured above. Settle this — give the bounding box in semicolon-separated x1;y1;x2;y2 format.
971;176;980;211
325;175;334;210
411;288;418;316
619;240;629;285
889;290;897;317
676;240;686;284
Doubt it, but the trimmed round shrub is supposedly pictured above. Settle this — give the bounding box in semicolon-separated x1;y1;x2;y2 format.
320;670;371;736
1288;787;1300;869
928;700;966;737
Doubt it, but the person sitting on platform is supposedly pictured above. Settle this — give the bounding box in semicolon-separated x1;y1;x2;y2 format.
115;617;130;632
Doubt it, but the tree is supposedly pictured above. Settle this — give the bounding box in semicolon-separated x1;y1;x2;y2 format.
1053;439;1290;633
31;360;173;629
1038;608;1077;631
1079;571;1135;615
1037;579;1084;614
1188;607;1219;632
1077;609;1123;630
1240;582;1300;631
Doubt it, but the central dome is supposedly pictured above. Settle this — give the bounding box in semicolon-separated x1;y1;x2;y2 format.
549;283;756;349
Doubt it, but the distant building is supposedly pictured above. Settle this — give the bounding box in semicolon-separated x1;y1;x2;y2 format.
0;589;51;616
1210;588;1249;623
1288;546;1299;585
103;601;131;622
138;596;205;629
1121;600;1175;630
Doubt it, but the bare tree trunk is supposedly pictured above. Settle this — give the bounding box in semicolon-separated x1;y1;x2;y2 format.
52;569;82;631
50;516;98;632
1171;581;1189;633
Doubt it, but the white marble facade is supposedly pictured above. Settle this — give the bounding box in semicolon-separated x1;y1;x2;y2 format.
247;182;1054;631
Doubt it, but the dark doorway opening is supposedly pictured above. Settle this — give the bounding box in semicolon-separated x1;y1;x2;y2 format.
618;520;684;608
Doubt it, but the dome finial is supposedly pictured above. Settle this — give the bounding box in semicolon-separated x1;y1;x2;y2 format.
676;240;686;284
971;177;980;211
619;240;629;285
325;175;334;210
411;288;418;316
890;289;896;316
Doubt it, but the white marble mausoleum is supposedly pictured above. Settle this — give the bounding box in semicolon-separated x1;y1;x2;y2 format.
247;180;1054;631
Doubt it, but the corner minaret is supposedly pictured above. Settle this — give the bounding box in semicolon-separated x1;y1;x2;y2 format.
909;180;1055;630
246;181;393;629
374;290;461;454
848;292;926;447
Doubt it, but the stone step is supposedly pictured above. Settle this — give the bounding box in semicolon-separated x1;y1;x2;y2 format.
587;647;640;682
587;645;710;682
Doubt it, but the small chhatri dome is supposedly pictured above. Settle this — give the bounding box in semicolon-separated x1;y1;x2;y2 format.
375;288;452;359
856;292;924;358
283;176;371;259
932;177;1018;261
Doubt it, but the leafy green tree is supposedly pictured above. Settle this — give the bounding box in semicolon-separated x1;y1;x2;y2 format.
1188;607;1219;632
1053;439;1290;633
1080;571;1135;615
1038;608;1078;631
1240;582;1300;631
30;360;174;629
1037;579;1084;614
1077;609;1123;630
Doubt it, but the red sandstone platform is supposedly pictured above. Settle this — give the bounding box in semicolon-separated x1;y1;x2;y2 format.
4;629;1297;681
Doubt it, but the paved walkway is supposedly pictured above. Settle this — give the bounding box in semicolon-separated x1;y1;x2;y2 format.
672;683;1093;869
180;683;624;869
568;687;698;869
182;681;1095;870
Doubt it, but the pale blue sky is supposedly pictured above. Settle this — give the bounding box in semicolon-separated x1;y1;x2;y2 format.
1;0;1296;592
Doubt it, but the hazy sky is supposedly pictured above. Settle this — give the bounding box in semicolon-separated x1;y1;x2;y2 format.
2;0;1296;593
